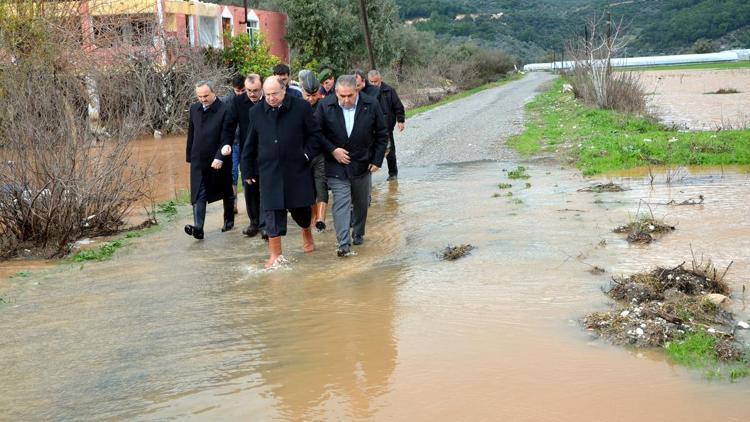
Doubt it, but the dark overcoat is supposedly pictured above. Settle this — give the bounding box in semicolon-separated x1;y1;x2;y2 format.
224;93;261;178
186;98;233;204
315;93;389;180
241;95;322;211
376;82;406;131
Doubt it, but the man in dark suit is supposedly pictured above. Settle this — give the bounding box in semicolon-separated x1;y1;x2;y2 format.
224;73;264;237
368;69;406;180
242;76;321;269
315;75;388;257
185;81;234;240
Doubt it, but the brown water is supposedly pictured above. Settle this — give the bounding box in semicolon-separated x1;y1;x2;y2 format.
2;150;750;420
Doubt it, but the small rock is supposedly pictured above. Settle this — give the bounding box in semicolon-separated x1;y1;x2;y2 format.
737;321;750;329
636;328;644;336
707;328;717;334
620;310;630;317
704;293;731;307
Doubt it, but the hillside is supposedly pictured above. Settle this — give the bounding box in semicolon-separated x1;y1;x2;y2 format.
397;0;750;62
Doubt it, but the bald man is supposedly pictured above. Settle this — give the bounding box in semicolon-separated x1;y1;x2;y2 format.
241;76;323;269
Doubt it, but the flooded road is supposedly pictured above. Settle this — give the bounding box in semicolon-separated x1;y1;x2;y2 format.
3;75;750;421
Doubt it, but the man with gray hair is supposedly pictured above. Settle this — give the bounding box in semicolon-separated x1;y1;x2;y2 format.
185;80;234;240
315;74;388;256
368;69;405;181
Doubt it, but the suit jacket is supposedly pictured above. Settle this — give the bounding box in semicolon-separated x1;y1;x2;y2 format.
186;98;232;204
315;93;389;180
241;95;322;211
224;93;262;176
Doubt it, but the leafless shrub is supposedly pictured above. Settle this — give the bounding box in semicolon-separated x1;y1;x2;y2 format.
0;1;226;258
565;15;647;114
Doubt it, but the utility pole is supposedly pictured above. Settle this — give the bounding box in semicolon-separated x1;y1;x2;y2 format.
357;0;376;70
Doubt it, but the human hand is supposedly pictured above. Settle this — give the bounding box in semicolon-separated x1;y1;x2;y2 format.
397;122;405;132
221;145;232;156
245;178;257;185
211;159;223;169
368;164;380;173
332;148;351;164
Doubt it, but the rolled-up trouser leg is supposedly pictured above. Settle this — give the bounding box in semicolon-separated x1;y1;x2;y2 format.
351;172;371;239
263;209;289;238
289;207;312;229
328;177;353;249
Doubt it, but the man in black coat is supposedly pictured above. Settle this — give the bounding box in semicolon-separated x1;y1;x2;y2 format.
224;73;264;237
241;76;321;269
368;70;406;180
315;75;388;257
185;81;234;240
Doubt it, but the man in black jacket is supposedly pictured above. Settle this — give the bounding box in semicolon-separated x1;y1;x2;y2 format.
224;73;263;237
368;70;405;180
315;75;388;257
185;81;234;240
242;76;321;269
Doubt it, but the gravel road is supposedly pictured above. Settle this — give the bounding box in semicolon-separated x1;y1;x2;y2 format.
395;71;555;166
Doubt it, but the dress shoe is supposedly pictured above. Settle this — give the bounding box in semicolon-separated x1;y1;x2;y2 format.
242;224;259;237
352;235;364;245
315;221;326;232
261;231;269;242
337;245;356;257
184;225;204;240
221;220;234;232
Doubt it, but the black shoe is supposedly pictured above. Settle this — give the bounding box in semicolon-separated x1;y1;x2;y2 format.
352;235;364;245
337;245;351;257
185;225;204;240
242;224;259;237
387;174;398;181
221;220;234;232
315;221;326;232
261;231;269;242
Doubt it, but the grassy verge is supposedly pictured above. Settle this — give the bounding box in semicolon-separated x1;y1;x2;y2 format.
406;73;524;119
623;61;750;72
70;191;190;263
509;78;750;175
665;331;749;381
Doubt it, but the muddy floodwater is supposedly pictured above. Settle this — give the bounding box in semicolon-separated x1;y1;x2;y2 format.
2;156;750;420
640;68;750;130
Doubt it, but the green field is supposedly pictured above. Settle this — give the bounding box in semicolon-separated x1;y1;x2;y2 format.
509;78;750;175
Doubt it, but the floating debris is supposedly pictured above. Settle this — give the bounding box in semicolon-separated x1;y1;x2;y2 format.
613;216;676;244
578;183;627;193
441;244;475;261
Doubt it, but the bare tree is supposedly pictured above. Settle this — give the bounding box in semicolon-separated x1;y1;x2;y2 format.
565;14;646;114
0;0;229;258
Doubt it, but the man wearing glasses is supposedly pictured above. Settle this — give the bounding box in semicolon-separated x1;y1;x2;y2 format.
224;74;265;238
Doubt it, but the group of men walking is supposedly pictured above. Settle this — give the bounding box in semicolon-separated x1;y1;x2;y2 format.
185;65;406;268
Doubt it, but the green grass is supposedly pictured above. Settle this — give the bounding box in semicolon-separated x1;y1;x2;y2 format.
71;240;126;263
406;73;524;118
509;78;750;175
11;271;30;278
665;331;750;380
156;189;190;221
498;183;512;189
666;331;717;368
623;61;750;72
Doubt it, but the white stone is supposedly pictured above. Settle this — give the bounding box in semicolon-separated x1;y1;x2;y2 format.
620;310;630;317
737;321;750;329
636;328;644;336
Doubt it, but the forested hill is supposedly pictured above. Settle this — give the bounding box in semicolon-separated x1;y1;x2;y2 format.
397;0;750;62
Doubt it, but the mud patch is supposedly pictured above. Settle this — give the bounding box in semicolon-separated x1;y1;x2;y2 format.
578;182;627;193
613;215;676;244
440;244;475;261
